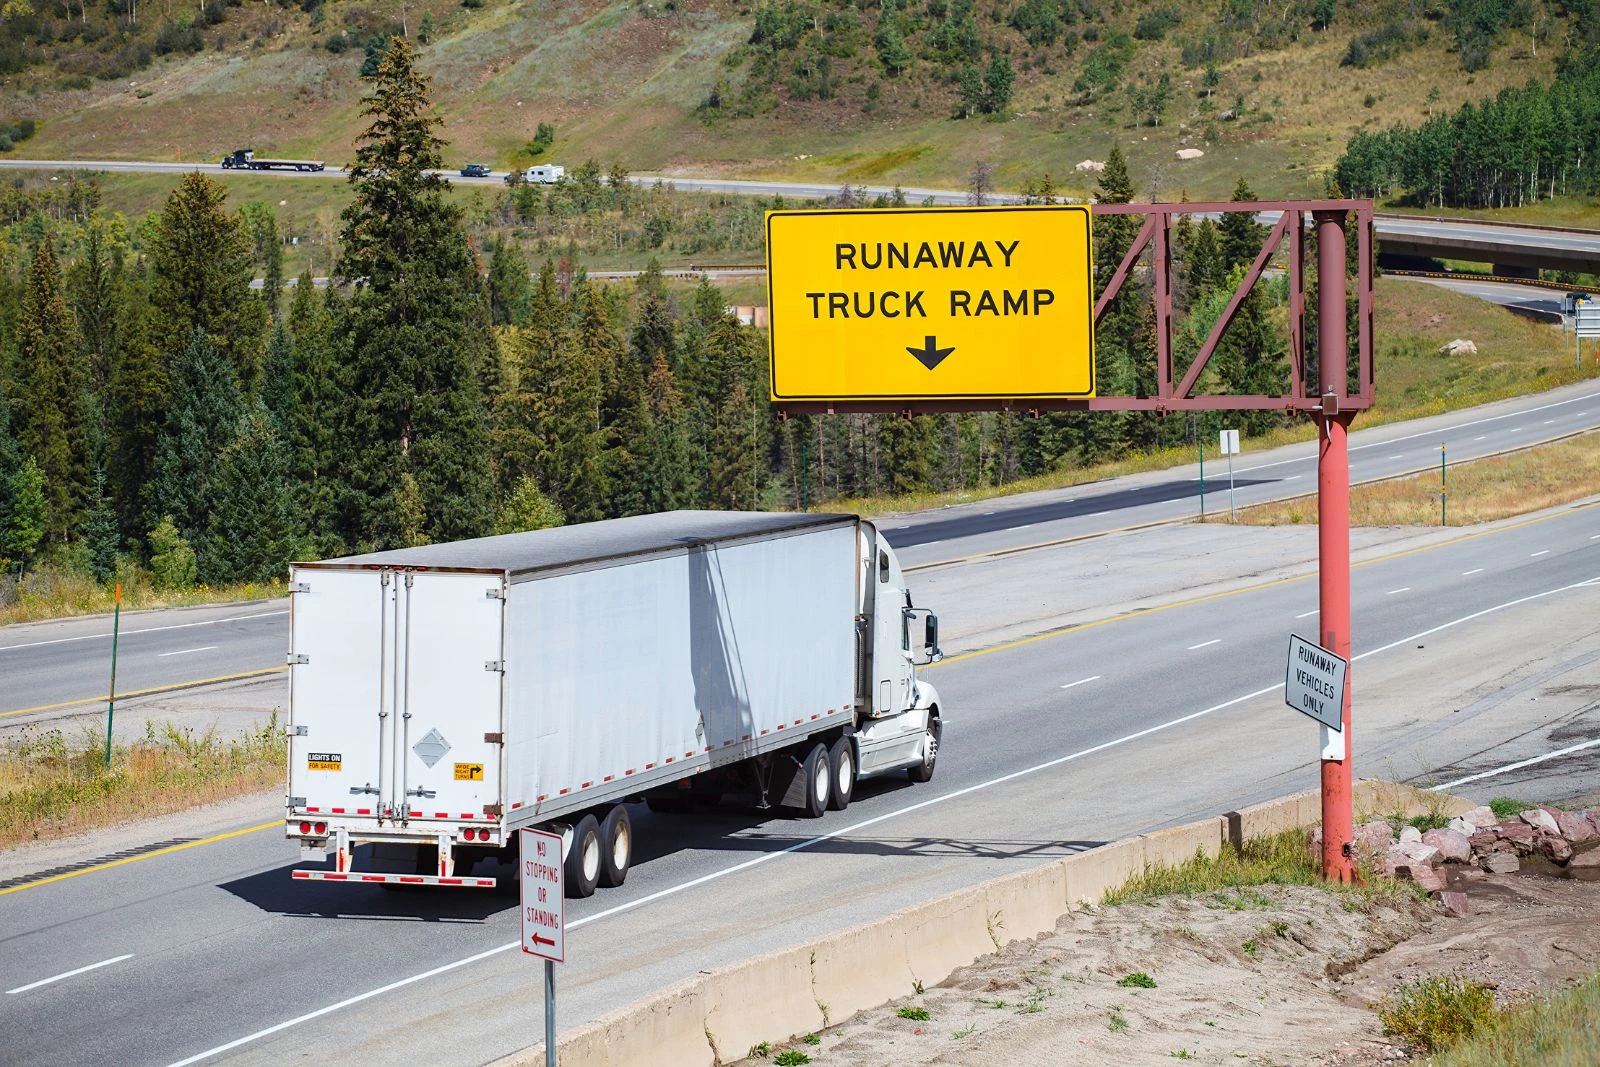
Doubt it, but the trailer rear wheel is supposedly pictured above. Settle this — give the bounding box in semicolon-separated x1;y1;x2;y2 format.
599;805;631;888
801;742;832;818
565;814;602;898
827;737;855;811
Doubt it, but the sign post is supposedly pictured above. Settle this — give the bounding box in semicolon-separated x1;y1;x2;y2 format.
104;582;122;771
766;205;1095;404
521;827;565;1067
1219;429;1240;522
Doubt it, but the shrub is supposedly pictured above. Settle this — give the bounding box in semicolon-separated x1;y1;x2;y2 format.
1118;971;1158;988
1379;975;1498;1052
148;517;197;590
1135;4;1182;40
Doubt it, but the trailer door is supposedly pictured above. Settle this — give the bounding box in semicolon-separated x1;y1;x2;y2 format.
288;567;391;822
389;570;505;824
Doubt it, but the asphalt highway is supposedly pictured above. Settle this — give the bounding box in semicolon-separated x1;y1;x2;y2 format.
5;380;1598;725
1;469;1595;1067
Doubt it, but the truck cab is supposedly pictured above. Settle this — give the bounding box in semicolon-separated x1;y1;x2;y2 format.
855;525;943;780
221;149;254;169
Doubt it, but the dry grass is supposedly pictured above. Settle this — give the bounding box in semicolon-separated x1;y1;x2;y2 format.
1429;970;1600;1066
0;563;285;626
1233;430;1600;527
0;715;285;849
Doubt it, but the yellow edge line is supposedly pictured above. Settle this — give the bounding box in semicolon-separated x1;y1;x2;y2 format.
928;496;1600;668
11;490;1598;895
0;820;281;897
0;666;287;719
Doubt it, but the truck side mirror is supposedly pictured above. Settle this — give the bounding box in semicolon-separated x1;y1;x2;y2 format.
923;613;941;662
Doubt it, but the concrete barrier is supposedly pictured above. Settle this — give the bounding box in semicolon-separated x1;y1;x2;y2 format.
495;780;1469;1067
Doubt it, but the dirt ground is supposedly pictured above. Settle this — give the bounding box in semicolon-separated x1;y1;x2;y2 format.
736;852;1600;1067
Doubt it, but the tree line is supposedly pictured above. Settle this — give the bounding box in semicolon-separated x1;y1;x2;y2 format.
1334;46;1600;209
0;39;1311;598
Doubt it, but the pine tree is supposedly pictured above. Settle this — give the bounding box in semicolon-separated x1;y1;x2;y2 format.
105;263;168;540
0;386;45;570
239;202;284;321
336;37;495;549
66;216;123;402
583;283;649;518
486;236;531;327
260;321;296;431
287;279;343;555
15;235;88;544
494;476;565;534
149;172;266;391
83;466;119;582
641;354;695;511
1186;218;1224;295
876;413;937;494
1219;176;1266;272
202;402;298;584
148;329;243;549
629;262;677;372
708;381;759;510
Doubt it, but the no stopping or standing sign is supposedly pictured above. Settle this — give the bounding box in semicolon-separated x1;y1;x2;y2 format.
520;828;565;963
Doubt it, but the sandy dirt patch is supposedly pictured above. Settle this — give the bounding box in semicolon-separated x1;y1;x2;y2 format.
734;865;1600;1067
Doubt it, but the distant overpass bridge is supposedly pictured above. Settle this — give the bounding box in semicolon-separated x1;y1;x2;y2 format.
1372;214;1600;276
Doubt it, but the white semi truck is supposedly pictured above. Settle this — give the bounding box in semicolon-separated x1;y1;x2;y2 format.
285;511;944;895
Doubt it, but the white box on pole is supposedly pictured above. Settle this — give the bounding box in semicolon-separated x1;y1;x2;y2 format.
1219;429;1240;456
521;828;565;963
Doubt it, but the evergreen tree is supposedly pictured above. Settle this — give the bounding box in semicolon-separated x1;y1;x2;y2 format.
261;321;296;431
494;476;565;534
202;402;298;584
629;262;677;372
1219;176;1266;272
83;466;118;582
336;37;496;549
66;216;123;402
0;386;45;570
640;354;695;511
1186;218;1224;296
876;414;937;494
15;235;88;544
584;283;649;518
487;236;531;327
149;172;266;391
105;265;168;541
239;202;284;321
286;277;343;554
148;329;243;549
147;516;196;590
708;381;759;510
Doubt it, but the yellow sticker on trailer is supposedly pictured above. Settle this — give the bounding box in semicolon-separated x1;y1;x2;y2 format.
307;752;342;771
454;763;484;781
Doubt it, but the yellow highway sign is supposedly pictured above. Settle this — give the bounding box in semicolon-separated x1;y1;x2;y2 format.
766;205;1095;402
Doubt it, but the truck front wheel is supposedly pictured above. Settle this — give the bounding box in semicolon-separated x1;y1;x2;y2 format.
599;805;631;888
565;814;601;898
907;713;940;784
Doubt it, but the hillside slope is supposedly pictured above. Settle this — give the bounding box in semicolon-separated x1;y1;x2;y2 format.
0;0;1571;198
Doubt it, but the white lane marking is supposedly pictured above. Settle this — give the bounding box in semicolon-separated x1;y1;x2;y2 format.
7;954;133;995
1060;676;1101;689
1543;420;1556;425
1286;475;1302;481
1430;737;1600;792
1228;389;1600;477
1388;454;1403;460
1473;436;1487;441
983;511;996;516
1386;587;1411;595
1296;609;1319;619
1511;427;1525;432
157;646;219;658
1592;534;1600;540
1187;639;1221;650
0;610;287;652
162;574;1600;1067
1462;568;1484;576
1014;524;1033;530
1531;550;1550;557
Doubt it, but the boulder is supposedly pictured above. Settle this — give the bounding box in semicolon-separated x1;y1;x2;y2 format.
1447;817;1476;835
1555;812;1596;844
1422;828;1472;864
1355;820;1395;856
1521;809;1560;835
1569;848;1600;870
1399;825;1423;844
1536;835;1573;863
1468;830;1504;855
1394;863;1445;892
1433;890;1470;917
1481;852;1520;874
1438;338;1478;356
1175;148;1205;160
1460;806;1498;829
1074;159;1106;172
1498;823;1536;853
1395;841;1444;868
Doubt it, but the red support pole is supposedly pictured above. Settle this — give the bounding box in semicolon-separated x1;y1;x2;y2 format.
1315;210;1356;883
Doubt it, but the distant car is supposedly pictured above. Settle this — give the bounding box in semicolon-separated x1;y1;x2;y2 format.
459;163;491;177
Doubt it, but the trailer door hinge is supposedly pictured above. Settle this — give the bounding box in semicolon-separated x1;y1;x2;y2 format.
288;653;310;665
485;587;505;600
289;581;310;594
483;803;503;817
288;796;307;808
289;724;308;736
484;660;505;673
483;732;504;744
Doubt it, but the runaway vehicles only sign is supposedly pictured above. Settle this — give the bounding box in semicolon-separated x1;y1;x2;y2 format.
766;205;1095;403
520;828;565;963
1285;634;1347;731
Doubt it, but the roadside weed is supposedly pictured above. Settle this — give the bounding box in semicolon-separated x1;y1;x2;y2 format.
1117;971;1157;989
897;1006;931;1021
1378;975;1498;1052
1108;1006;1130;1032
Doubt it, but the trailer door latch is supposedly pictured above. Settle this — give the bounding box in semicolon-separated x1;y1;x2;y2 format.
483;732;504;744
288;653;310;665
289;581;310;594
484;660;505;673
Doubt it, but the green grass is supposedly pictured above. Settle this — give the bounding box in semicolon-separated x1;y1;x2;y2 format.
0;715;286;849
1102;828;1424;908
1117;972;1158;988
1429;971;1600;1066
1107;1007;1130;1032
896;1005;930;1021
1489;798;1528;819
0;560;286;627
772;1052;811;1067
1378;975;1499;1053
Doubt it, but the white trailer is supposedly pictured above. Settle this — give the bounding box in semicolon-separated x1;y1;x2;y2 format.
525;164;564;184
285;511;943;894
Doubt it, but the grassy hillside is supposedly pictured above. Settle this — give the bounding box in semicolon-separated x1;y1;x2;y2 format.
0;0;1575;200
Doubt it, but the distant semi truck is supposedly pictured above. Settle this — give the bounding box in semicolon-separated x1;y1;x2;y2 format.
221;149;325;172
284;511;945;895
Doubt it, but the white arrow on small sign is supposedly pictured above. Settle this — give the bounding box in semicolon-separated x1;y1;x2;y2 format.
1284;634;1347;732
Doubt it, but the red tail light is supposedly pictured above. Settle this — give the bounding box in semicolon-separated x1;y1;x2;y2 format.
300;821;311;834
314;822;327;835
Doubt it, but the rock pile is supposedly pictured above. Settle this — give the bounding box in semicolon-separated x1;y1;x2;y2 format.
1344;806;1600;898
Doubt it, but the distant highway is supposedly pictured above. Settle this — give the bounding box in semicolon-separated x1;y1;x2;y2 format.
1;157;1596;273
